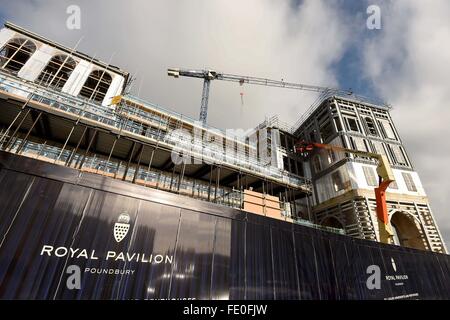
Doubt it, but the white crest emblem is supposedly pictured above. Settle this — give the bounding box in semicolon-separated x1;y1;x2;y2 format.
391;257;397;272
114;213;130;243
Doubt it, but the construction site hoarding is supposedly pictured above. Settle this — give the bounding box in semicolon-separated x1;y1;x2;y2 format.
0;151;449;300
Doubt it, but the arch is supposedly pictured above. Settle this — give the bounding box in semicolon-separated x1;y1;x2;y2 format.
321;216;344;229
0;37;36;73
37;54;77;89
390;211;426;250
79;69;113;103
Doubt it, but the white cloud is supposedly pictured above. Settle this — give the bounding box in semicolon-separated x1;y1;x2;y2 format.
362;0;450;246
1;0;351;129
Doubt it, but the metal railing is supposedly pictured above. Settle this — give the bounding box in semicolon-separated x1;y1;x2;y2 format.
293;218;346;235
256;115;294;134
0;70;311;191
1;130;344;235
0;69;365;235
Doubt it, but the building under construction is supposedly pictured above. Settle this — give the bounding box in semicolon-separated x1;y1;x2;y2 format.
0;22;449;300
294;97;446;253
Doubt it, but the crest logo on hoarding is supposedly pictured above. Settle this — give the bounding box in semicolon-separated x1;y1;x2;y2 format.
114;213;130;243
391;257;397;272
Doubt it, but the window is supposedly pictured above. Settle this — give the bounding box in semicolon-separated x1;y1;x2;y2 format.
37;54;77;89
79;70;113;103
357;139;368;152
344;117;360;132
364;117;378;136
309;130;316;142
319;120;334;142
362;166;378;186
373;141;387;157
402;172;417;192
350;137;367;152
334;118;342;132
328;150;336;164
297;160;305;176
331;171;345;192
0;38;36;72
280;132;287;148
378;120;396;140
286;137;294;152
313;155;322;172
283;156;290;171
388;180;398;189
392;145;407;165
290;158;297;175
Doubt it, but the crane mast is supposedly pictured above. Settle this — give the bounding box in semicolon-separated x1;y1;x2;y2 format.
168;67;353;125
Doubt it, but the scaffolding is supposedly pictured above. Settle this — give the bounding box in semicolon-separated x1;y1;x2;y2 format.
0;69;346;234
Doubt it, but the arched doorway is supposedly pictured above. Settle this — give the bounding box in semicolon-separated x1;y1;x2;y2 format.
390;211;426;250
321;216;344;229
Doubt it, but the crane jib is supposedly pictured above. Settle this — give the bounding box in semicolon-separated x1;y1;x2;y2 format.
167;67;383;124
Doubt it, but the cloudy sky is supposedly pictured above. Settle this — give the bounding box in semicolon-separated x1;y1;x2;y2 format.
1;0;449;245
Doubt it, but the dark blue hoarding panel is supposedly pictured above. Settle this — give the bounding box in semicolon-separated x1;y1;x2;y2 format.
293;231;320;300
245;222;274;300
0;175;89;299
271;227;300;300
229;219;245;300
0;152;450;300
210;216;232;300
169;209;215;300
119;200;180;300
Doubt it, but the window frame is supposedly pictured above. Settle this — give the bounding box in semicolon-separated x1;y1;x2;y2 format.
313;154;322;173
0;37;36;73
331;171;345;192
362;165;378;187
37;54;77;89
378;119;397;140
344;116;361;133
364;116;378;136
79;69;113;103
402;172;417;192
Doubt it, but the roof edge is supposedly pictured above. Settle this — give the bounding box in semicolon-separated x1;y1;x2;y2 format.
4;21;129;79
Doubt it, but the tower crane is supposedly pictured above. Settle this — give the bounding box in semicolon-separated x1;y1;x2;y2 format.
168;67;394;243
167;68;354;125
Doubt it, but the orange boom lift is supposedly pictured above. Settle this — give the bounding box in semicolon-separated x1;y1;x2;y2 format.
296;141;396;244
